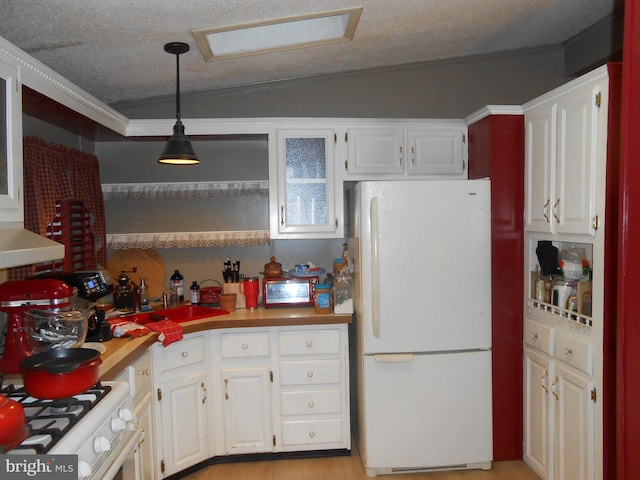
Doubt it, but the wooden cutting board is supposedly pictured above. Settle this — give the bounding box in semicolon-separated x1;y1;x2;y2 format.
107;248;166;301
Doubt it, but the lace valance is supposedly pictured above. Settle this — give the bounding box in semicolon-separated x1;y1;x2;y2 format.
107;230;270;249
102;181;269;200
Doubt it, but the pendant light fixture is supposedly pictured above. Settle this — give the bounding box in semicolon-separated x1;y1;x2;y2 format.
158;42;200;165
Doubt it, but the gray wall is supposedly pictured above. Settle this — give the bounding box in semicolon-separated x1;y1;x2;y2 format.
114;47;567;119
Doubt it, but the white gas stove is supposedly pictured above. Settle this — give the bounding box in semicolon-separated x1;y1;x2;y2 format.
2;381;142;480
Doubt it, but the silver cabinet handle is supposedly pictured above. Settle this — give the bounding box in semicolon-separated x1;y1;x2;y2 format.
280;205;285;226
553;198;561;223
540;369;549;393
543;199;550;223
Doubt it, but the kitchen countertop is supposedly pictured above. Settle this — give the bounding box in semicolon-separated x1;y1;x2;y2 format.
98;306;352;381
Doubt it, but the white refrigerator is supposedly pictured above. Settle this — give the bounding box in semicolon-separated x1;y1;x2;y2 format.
350;179;493;477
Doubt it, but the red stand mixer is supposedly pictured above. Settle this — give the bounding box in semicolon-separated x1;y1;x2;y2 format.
0;279;75;374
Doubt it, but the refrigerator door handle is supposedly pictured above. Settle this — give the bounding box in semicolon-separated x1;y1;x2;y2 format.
373;353;414;363
370;196;380;338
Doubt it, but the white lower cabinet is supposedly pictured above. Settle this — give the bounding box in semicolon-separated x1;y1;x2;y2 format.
151;324;350;476
552;362;595;480
523;318;595;480
152;333;213;478
116;349;156;480
277;327;349;451
524;346;553;479
131;392;155;480
221;367;273;453
211;324;350;456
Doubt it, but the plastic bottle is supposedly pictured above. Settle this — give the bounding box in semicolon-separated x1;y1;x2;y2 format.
139;277;149;306
171;270;184;301
314;283;333;314
190;281;200;305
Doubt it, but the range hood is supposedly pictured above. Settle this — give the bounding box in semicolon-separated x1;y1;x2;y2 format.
0;223;65;269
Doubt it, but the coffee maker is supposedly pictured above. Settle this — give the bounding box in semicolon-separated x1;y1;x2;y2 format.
0;279;75;374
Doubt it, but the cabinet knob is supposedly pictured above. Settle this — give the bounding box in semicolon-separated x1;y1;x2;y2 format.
242;343;249;350
306;340;313;348
181;351;188;358
564;347;573;356
308;401;315;408
308;431;316;438
530;333;538;340
307;371;314;378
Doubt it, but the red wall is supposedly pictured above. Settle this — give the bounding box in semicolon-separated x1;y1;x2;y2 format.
617;3;640;479
468;114;524;460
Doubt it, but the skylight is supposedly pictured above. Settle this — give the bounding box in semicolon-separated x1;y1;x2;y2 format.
192;7;363;61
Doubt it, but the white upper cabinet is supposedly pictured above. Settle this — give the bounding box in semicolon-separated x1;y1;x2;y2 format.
269;128;343;239
524;74;606;236
0;56;23;223
344;123;467;179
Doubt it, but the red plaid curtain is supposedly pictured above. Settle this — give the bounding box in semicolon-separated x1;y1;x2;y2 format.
8;137;106;280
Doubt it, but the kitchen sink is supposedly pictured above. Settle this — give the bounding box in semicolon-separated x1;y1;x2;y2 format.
120;305;224;325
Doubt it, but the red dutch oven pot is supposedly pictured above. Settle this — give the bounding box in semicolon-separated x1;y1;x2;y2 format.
20;348;102;399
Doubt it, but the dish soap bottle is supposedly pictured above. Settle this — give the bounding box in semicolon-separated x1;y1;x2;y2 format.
171;269;184;302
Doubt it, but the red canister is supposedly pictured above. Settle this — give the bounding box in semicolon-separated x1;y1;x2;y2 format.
240;277;260;309
198;279;222;304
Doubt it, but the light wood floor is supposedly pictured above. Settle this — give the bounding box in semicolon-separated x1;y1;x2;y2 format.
182;444;540;480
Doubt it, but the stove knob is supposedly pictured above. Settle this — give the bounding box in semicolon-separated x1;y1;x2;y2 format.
118;408;134;422
111;417;127;432
78;461;92;479
94;436;111;453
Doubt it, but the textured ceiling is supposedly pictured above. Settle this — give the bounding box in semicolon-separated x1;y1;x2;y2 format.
0;0;622;106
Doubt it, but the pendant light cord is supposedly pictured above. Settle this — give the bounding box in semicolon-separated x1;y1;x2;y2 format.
175;52;181;122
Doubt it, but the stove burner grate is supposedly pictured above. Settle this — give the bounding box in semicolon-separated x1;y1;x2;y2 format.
1;382;112;454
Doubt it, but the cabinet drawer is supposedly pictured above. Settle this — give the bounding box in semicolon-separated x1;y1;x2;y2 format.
278;329;340;356
279;360;341;386
281;419;343;446
524;318;554;355
280;389;342;416
554;331;594;375
221;331;270;358
158;334;206;372
130;349;153;404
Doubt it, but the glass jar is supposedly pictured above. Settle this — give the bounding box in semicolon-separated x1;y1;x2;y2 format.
333;274;353;314
314;283;332;314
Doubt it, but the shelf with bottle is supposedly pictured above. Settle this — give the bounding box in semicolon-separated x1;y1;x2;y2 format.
527;238;593;327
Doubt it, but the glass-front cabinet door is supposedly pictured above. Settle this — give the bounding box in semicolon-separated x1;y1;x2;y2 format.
0;56;23;223
270;129;342;239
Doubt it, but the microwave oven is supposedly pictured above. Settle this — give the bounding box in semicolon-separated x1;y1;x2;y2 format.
262;276;320;308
